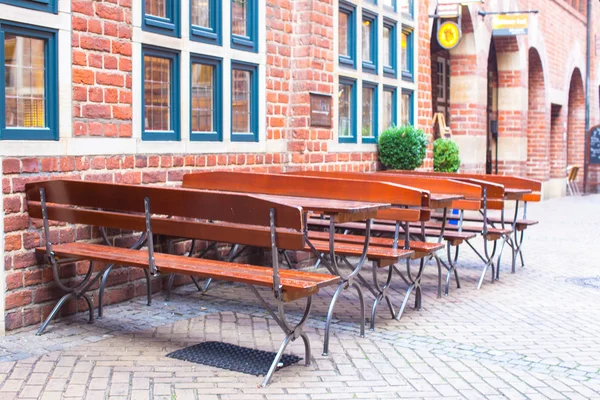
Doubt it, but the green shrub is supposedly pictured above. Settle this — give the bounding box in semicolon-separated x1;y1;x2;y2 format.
378;125;428;170
433;138;461;172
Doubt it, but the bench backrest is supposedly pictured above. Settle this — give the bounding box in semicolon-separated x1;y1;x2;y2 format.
25;180;306;250
383;170;542;202
182;171;430;222
286;170;501;211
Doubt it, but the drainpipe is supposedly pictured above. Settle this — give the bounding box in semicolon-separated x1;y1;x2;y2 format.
583;0;592;194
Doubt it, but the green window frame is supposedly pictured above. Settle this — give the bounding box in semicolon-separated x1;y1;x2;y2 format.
401;27;414;82
383;19;397;78
0;21;58;140
190;55;221;141
338;76;356;143
231;0;258;52
231;61;258;142
190;0;221;45
143;0;181;37
383;85;397;129
338;2;356;69
361;10;377;74
361;81;378;144
0;0;57;13
401;89;414;126
142;46;180;141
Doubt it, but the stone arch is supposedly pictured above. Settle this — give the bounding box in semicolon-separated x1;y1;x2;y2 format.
526;47;549;181
566;68;585;188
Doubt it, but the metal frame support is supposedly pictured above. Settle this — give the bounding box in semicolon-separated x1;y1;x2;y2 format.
144;197;157;276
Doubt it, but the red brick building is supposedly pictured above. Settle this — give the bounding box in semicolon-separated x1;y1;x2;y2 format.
0;0;598;332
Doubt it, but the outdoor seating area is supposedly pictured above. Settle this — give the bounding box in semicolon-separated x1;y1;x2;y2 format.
24;171;542;386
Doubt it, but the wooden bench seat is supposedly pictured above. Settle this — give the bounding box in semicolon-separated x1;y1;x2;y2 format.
412;221;512;240
305;238;413;267
38;242;340;300
430;212;539;229
308;218;469;249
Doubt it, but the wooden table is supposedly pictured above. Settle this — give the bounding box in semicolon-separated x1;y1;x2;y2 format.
429;193;464;209
503;188;533;201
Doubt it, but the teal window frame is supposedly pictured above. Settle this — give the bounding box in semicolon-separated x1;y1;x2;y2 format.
231;0;258;53
338;2;356;69
361;10;377;75
383;19;397;78
142;46;180;141
401;89;414;126
190;0;221;45
230;61;258;142
0;0;57;13
0;21;58;141
402;0;414;19
190;54;221;142
338;76;356;144
143;0;181;37
383;85;397;129
361;81;378;144
402;27;414;82
383;0;396;12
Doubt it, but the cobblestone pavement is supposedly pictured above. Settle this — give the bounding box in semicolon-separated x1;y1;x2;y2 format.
0;195;599;399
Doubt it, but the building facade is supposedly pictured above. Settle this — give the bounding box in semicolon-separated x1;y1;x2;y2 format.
0;0;598;332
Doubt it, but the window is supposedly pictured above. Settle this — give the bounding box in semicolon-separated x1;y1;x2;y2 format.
400;0;414;18
383;0;395;11
0;22;58;140
383;86;396;129
401;89;413;126
231;0;258;52
361;11;377;74
191;0;220;44
231;62;258;142
143;0;181;37
191;55;221;141
142;47;180;141
383;20;396;77
362;82;377;143
338;2;356;69
401;28;413;81
0;0;57;13
338;77;356;143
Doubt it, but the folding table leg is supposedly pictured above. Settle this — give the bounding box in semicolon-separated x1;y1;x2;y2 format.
442;242;461;296
393;257;426;321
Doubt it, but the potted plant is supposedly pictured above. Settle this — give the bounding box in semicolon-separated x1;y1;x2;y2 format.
433;138;461;173
433;138;461;224
378;125;428;170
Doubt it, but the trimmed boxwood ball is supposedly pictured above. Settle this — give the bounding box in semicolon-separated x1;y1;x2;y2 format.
433;138;461;172
378;125;428;170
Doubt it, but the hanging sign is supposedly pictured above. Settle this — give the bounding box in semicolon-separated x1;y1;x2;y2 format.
589;125;600;165
437;21;462;50
437;3;460;18
492;14;529;36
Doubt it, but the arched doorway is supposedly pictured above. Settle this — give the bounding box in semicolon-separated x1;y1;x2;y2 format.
526;48;549;181
430;23;451;132
566;69;585;189
486;40;498;174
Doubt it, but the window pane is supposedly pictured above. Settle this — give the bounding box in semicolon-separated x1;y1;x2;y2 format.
192;0;211;28
401;92;411;126
232;69;251;133
4;34;46;128
401;31;409;71
383;26;391;67
232;0;247;36
339;11;349;57
383;90;393;129
400;0;412;15
338;82;352;137
362;87;374;137
191;63;214;132
362;19;372;62
145;0;167;18
144;55;171;131
383;0;394;8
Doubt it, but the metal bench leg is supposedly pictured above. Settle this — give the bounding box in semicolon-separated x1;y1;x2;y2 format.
97;264;114;318
322;279;365;356
369;263;395;331
143;269;152;306
443;242;460;296
434;254;442;299
393;257;426;320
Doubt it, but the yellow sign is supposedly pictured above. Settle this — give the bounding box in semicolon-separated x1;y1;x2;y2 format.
492;14;529;36
437;21;462;50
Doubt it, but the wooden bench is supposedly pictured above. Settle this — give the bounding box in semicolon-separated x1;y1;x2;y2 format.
382;170;541;277
26;179;341;386
182;171;443;330
286;170;510;292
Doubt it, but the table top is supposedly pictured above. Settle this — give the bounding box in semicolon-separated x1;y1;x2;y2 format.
429;193;465;209
503;188;533;201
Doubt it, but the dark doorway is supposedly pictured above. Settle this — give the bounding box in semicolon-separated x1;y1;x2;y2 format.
486;40;498;174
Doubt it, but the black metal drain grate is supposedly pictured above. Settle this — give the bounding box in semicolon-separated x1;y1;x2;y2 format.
166;341;302;376
568;277;600;290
